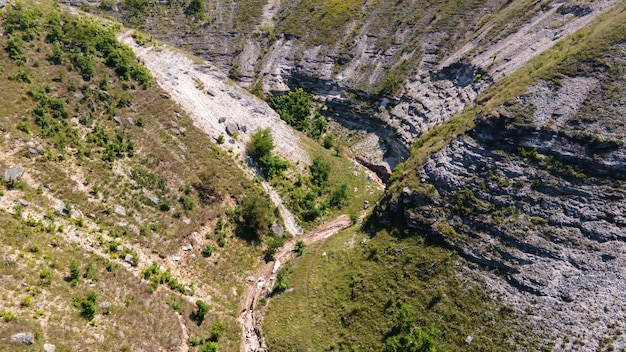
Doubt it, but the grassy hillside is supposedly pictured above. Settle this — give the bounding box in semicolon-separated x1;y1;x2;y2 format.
0;2;273;350
263;224;527;351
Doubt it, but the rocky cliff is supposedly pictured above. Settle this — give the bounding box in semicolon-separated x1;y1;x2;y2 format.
385;4;626;348
62;0;618;178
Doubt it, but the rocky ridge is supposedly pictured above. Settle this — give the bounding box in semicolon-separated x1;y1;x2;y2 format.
388;47;626;348
61;0;618;179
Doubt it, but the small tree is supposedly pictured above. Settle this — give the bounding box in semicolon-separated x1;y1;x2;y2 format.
264;235;285;262
247;128;274;160
210;321;227;341
273;268;288;294
192;300;210;325
81;291;98;321
69;260;80;286
185;0;205;17
239;193;273;240
330;183;349;209
310;157;331;188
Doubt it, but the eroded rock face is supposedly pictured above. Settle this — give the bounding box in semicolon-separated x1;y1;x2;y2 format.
391;69;626;348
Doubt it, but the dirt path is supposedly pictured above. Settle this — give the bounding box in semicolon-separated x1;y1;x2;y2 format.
238;215;352;352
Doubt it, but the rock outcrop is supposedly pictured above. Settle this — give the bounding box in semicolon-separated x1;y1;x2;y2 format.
387;42;626;348
59;0;618;177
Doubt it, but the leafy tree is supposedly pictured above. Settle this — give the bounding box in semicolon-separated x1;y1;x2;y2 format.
330;183;349;209
185;0;205;17
264;234;285;261
269;88;312;131
310;157;331;188
247;129;289;179
210;321;227;341
239;193;273;240
192;300;210;325
383;303;437;352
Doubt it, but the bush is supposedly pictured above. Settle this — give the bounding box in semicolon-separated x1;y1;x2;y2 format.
273;267;288;294
310;157;330;188
201;244;214;257
330;183;349;209
69;260;80;286
247;128;274;160
200;342;219;352
80;291;98;321
40;268;53;286
210;321;227;341
296;240;306;256
269;88;312;131
192;300;210;325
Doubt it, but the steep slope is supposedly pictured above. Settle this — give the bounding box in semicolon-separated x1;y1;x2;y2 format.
0;2;275;350
66;0;618;179
385;2;626;349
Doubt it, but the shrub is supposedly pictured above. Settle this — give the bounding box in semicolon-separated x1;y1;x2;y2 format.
201;244;214;257
295;240;306;256
69;260;80;286
330;183;349;208
83;263;97;281
192;300;210;325
179;195;194;211
21;295;33;308
273;267;288;294
200;342;219;352
269;88;312;131
310;157;330;188
80;291;98;321
210;321;227;341
0;311;17;322
247;128;274;160
40;268;53;286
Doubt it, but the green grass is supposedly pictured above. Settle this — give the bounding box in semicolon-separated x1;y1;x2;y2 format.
263;225;522;351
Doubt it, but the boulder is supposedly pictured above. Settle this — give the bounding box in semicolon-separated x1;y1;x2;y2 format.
98;302;112;309
218;117;227;123
114;205;126;216
226;123;239;136
4;166;25;182
124;254;135;265
19;199;30;207
11;332;34;345
271;222;284;236
44;343;56;352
